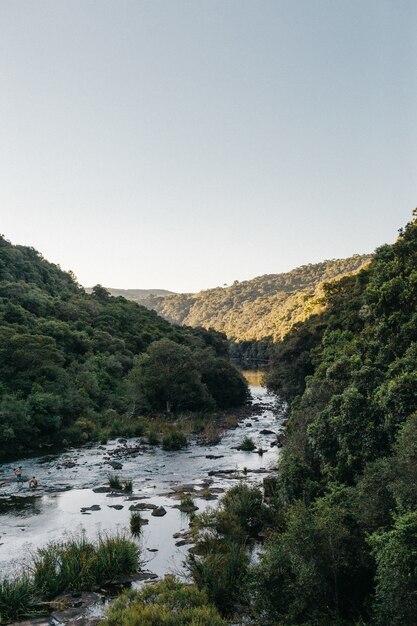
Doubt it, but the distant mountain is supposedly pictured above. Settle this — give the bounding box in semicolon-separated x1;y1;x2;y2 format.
85;287;176;301
135;255;372;342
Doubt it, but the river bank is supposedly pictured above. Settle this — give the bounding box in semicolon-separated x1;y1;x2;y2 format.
0;381;282;625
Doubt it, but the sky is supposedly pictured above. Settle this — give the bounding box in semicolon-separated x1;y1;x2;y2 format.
1;1;416;293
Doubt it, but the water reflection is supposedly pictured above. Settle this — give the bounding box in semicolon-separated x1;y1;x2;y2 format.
242;369;266;387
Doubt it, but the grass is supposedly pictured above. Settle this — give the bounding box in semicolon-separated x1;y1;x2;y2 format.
123;479;133;493
179;493;198;513
108;473;123;490
108;474;132;492
147;430;160;446
32;532;139;598
130;511;144;536
0;576;41;624
162;429;188;451
0;532;139;624
102;575;227;626
238;436;256;451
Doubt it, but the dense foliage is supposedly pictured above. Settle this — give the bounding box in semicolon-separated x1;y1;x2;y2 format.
0;235;247;460
259;213;417;624
103;576;227;626
134;256;371;343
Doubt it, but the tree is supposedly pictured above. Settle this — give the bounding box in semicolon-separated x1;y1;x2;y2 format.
370;511;417;625
129;338;213;414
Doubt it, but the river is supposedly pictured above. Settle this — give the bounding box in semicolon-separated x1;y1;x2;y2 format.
0;376;283;583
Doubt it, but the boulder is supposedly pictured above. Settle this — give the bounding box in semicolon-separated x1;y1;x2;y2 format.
151;506;167;517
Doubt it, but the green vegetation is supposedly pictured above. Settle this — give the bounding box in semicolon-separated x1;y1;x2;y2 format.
129;338;248;414
33;533;139;597
252;212;417;624
238;436;256;451
188;484;270;617
123;478;133;493
179;493;198;513
130;511;144;536
162;429;188;451
0;235;248;460
0;576;41;624
102;575;227;626
134;256;371;344
107;473;122;490
107;474;132;492
0;532;139;624
147;429;160;445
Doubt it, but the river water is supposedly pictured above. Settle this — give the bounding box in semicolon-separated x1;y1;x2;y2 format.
0;377;283;581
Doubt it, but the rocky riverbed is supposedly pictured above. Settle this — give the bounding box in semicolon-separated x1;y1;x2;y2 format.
0;380;284;625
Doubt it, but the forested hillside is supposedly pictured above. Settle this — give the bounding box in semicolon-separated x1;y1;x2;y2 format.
257;213;417;624
0;236;247;460
138;256;371;342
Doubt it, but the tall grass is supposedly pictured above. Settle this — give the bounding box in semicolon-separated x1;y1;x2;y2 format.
238;436;256;451
102;575;227;626
0;576;41;624
108;474;132;492
108;473;123;490
32;532;139;598
130;511;144;536
162;429;187;451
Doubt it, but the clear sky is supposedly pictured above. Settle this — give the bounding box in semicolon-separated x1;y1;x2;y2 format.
1;1;416;292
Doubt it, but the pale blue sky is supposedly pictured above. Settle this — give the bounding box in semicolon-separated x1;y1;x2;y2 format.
1;1;416;292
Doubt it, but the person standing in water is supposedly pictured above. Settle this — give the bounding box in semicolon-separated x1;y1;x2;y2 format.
14;466;23;484
29;476;38;491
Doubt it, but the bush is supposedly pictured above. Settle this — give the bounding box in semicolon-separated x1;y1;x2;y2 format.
147;429;160;445
187;541;249;617
123;478;133;493
162;429;187;451
238;436;256;451
102;575;227;626
179;493;198;513
32;532;139;598
108;473;122;490
0;576;40;624
130;511;144;536
222;483;268;537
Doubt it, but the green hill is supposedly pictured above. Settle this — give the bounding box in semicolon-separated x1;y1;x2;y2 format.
255;212;417;624
0;235;247;460
138;255;372;342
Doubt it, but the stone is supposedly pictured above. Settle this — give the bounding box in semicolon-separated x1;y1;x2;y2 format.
260;429;275;435
151;506;167;517
107;461;123;470
108;504;124;510
80;504;101;512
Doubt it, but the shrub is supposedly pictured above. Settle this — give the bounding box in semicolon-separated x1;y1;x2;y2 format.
32;532;139;598
130;511;144;536
0;576;40;624
187;541;249;616
179;493;198;513
147;429;160;445
123;478;133;493
162;429;187;451
222;483;268;537
102;575;227;626
108;473;122;490
238;436;256;451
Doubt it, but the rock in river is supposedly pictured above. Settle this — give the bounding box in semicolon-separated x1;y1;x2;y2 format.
151;506;167;517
